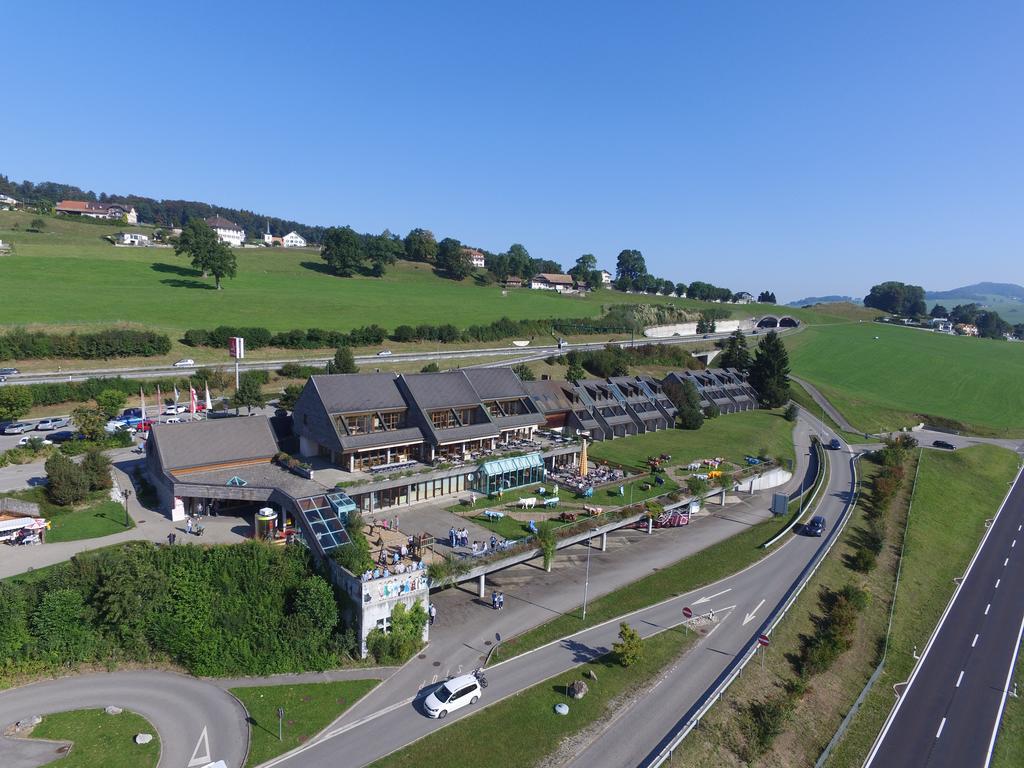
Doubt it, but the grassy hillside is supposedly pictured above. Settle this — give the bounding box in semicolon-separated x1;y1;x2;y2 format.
1;210;867;339
787;321;1024;434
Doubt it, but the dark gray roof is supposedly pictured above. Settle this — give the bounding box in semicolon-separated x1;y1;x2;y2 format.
433;423;500;444
400;371;481;409
151;416;278;472
341;426;425;451
524;380;574;414
173;462;324;497
311;373;407;413
463;368;531;400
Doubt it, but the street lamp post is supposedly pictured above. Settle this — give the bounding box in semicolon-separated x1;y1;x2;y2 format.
582;531;593;620
122;489;132;528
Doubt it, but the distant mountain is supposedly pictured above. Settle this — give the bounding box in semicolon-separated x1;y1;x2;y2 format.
926;282;1024;302
786;295;857;307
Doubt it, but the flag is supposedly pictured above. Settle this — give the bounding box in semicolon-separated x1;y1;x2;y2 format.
140;387;146;421
189;382;198;419
204;382;213;417
174;384;180;404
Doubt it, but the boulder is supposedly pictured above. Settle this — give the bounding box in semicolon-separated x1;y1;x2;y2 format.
135;733;154;745
16;715;42;731
104;706;123;715
568;680;589;700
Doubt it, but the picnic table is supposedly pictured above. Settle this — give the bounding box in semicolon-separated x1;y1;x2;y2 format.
483;509;505;520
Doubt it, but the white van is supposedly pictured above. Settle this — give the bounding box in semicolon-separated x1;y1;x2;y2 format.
422;674;482;719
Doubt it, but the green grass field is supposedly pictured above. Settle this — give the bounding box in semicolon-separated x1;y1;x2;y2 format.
0;210;868;344
826;444;1021;767
30;709;159;768
588;409;796;470
1;487;133;542
231;680;378;767
786;321;1024;435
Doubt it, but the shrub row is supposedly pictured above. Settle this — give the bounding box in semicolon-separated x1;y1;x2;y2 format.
849;435;916;573
0;328;172;361
18;372;231;409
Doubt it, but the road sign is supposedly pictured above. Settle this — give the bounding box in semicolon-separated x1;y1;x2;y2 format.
682;606;693;618
757;634;770;647
229;336;245;359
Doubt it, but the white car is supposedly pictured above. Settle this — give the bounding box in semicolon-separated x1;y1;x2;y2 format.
18;436;53;447
376;349;393;357
173;358;195;368
105;420;130;434
422;674;482;719
36;416;70;431
163;405;187;415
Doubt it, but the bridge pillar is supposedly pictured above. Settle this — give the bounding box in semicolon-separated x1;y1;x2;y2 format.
600;532;608;552
478;574;485;598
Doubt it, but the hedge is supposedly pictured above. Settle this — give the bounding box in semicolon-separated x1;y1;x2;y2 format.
0;328;172;361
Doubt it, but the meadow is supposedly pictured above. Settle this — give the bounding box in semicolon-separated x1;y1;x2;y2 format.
786;320;1024;435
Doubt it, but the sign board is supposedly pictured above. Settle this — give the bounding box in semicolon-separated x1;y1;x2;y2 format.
757;634;770;647
228;336;245;359
682;606;693;618
770;492;788;516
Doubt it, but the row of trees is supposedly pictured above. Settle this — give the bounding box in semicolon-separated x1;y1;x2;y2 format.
0;328;171;361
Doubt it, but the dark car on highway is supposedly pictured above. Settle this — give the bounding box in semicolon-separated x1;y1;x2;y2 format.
932;440;956;451
806;515;827;537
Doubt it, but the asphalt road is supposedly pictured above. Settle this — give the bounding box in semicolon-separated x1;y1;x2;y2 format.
0;671;248;768
864;467;1024;768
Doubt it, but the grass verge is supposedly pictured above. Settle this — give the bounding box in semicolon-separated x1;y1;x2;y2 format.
368;626;696;768
993;644;1024;767
825;444;1021;767
231;680;379;767
30;708;159;768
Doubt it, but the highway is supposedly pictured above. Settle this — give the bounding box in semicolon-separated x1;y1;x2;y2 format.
864;466;1024;768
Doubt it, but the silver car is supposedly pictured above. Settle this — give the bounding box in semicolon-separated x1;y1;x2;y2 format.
3;422;35;435
36;416;70;431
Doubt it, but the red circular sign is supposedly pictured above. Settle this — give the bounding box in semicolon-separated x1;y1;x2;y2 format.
758;634;770;647
682;607;693;618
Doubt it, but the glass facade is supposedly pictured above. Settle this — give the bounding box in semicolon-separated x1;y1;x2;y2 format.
473;452;545;495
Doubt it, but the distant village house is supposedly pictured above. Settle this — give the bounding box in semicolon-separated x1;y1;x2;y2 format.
462;247;486;269
205;215;245;247
529;273;575;293
56;199;138;223
118;232;150;246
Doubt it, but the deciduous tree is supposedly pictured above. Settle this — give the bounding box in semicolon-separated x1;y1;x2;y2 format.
321;226;367;276
0;385;32;422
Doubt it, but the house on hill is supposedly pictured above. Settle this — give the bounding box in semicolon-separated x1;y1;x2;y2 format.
0;194;18;209
733;291;754;304
57;199;138;223
205;215;245;247
529;273;575;293
118;232;150;246
462;247;486;268
599;269;613;284
282;231;307;248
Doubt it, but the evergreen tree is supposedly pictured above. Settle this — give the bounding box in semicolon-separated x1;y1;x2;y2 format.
44;452;88;506
81;447;113;491
720;329;751;371
327;345;359;374
748;330;791;408
664;380;704;430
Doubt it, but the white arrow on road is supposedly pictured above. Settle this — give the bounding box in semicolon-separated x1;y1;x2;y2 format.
743;599;766;626
693;588;732;605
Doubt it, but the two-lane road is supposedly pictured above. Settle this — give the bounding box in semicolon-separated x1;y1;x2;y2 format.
865;467;1024;768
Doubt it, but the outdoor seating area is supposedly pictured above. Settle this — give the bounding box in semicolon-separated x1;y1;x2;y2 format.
365;460;419;475
359;520;432;582
547;462;627;495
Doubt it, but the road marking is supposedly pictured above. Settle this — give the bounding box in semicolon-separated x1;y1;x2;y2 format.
973;633;979;647
743;599;766;626
188;727;211;767
1013;539;1017;547
956;670;964;687
986;604;991;615
693;588;732;605
936;717;947;739
996;579;1001;589
1005;558;1009;567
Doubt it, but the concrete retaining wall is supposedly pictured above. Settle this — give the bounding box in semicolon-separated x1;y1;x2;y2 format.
643;318;755;339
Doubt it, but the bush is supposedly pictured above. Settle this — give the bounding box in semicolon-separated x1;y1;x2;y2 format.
612;622;644;667
45;451;89;506
366;601;428;664
0;328;171;360
784;403;799;422
81;447;113;491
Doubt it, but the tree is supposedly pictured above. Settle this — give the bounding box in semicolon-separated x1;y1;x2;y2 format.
949;303;980;324
291;576;338;644
72;407;107;441
277;383;304;411
757;291;777;304
569;254;597;283
696;312;717;334
36;199;55;215
720;329;751;371
232;371;267;413
930;304;949;318
0;582;30;662
320;226;366;276
748;331;791;408
0;385;32;422
81;447;113;491
206;240;237;290
511;363;535;381
615;249;646;285
95;389;128;419
403;228;438;263
674;282;688;297
687;475;710;499
436;237;472;279
366;601;428;663
976;310;1011;340
29;217;46;231
784;403;799;422
365;230;402;277
664;379;704;430
327;345;359;374
1014;323;1024;340
45;451;89;506
612;622;644;667
31;588;96;661
863;281;926;316
175;218;220;277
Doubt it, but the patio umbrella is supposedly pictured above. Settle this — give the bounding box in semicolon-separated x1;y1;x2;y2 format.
579;438;588;477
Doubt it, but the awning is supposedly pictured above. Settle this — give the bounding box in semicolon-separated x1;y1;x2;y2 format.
479;452;544;478
0;517;37;533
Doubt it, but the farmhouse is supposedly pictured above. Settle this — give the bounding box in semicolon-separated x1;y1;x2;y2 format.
600;269;613;284
0;194;18;209
462;247;486;268
529;273;575;292
118;232;150;246
282;230;307;248
56;199;138;223
733;291;754;304
205;215;245;246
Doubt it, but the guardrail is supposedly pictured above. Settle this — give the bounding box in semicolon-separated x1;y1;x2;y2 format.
762;439;827;549
642;449;863;768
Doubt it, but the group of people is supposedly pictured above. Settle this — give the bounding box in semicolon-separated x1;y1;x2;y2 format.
491;591;506;610
449;526;470;548
359;560;426;582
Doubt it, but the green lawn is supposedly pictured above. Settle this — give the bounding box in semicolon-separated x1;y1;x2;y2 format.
0;210;866;343
30;709;159;768
369;626;696;768
231;680;379;767
588;409;796;471
1;487;133;542
826;444;1021;767
786;321;1024;435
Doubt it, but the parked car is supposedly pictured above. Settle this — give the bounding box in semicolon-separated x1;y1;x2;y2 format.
3;422;35;435
0;367;19;376
18;435;52;447
377;349;393;357
105;420;129;433
932;440;956;451
122;408;143;419
173;358;195;368
48;430;85;444
36;416;71;431
806;515;827;537
163;404;187;415
422;674;482;719
133;420;156;433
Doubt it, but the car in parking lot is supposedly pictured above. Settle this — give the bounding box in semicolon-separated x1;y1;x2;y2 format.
172;358;195;368
422;674;482;719
36;416;71;431
105;420;130;433
48;430;85;444
3;422;36;435
806;515;827;537
932;440;956;451
133;420;156;433
18;435;53;447
122;408;143;419
163;404;187;415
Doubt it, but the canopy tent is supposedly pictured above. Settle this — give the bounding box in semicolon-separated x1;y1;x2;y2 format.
0;517;38;533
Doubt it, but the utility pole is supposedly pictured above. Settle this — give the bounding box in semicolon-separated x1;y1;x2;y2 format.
582;532;593;620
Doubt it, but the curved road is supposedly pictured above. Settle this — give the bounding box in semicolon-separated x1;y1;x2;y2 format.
0;671;248;768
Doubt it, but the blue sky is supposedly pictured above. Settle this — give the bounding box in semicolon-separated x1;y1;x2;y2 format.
5;1;1022;301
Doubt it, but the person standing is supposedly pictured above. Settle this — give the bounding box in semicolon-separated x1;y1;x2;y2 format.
428;603;437;625
167;532;176;546
498;592;505;610
492;591;499;610
185;516;193;535
449;527;456;548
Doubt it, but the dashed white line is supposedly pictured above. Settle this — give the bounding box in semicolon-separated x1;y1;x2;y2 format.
956;670;965;687
1013;539;1017;548
996;579;1001;589
1005;558;1010;567
973;633;979;647
986;604;991;615
936;717;947;739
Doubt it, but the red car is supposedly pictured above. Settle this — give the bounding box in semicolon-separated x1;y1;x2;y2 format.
134;419;156;433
